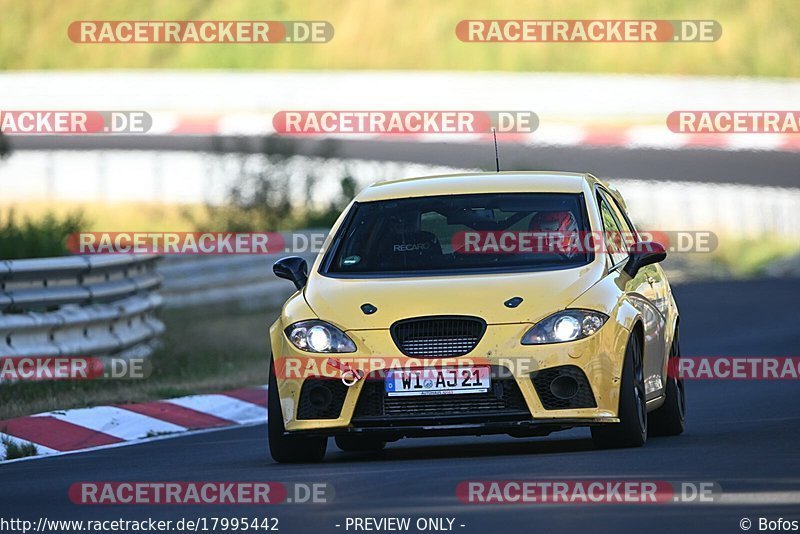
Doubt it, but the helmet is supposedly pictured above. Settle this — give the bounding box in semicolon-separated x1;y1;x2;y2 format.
529;211;580;256
529;211;577;233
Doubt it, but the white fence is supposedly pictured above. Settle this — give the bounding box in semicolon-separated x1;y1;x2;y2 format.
611;179;800;238
3;149;796;238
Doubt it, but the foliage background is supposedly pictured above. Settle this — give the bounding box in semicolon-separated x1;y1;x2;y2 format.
0;0;796;76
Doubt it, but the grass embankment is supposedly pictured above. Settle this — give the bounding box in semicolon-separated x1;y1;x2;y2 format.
642;235;800;281
0;0;797;76
0;306;276;420
0;201;205;233
705;237;800;278
1;436;38;459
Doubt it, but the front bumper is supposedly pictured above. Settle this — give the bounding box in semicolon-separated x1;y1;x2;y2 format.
286;417;620;440
269;320;629;433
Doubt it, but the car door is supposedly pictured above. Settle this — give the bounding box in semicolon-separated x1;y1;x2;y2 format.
596;188;668;400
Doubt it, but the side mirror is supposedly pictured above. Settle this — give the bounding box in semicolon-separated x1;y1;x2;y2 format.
623;241;667;277
273;256;308;290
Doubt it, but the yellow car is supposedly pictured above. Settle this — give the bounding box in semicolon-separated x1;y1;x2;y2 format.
268;171;685;463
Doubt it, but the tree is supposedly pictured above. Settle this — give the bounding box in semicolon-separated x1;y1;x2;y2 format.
188;155;361;231
0;131;9;159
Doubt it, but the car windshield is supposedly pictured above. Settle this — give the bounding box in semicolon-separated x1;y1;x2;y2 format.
324;192;592;276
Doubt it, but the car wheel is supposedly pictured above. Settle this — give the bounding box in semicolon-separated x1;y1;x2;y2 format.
591;330;647;449
649;327;686;436
335;434;386;452
268;356;328;463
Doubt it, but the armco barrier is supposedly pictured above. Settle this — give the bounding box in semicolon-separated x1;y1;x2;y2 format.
159;252;318;310
0;255;164;360
157;228;324;310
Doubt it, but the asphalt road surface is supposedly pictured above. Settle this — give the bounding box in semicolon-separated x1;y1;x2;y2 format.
1;278;798;533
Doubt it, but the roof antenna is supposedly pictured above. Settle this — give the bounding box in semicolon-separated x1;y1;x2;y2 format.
492;127;500;172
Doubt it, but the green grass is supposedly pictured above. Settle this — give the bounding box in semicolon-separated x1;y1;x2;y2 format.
0;208;85;259
707;236;800;278
0;306;276;420
0;0;798;76
1;435;38;459
661;235;800;280
0;201;207;233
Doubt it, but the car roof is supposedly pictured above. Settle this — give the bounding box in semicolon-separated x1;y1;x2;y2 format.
354;171;605;202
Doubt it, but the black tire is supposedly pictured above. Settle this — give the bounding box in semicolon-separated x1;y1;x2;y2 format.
268;357;328;463
649;328;686;436
335;434;386;452
591;330;647;449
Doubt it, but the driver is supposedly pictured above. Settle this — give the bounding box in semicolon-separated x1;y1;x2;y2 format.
528;211;581;257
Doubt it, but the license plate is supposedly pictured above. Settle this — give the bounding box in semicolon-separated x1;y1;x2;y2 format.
385;366;491;396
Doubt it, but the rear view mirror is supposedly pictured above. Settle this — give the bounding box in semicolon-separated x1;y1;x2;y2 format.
273;256;308;290
623;241;667;277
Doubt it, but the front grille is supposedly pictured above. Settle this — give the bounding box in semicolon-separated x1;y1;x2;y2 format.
353;368;530;422
531;365;597;410
297;379;349;420
390;316;486;358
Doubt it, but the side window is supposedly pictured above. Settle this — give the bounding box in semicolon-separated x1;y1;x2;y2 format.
600;190;638;250
597;194;628;266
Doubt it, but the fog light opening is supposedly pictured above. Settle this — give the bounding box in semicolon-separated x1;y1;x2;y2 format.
550;375;579;400
308;384;334;409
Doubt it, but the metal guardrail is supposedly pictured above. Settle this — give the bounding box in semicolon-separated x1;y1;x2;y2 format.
159;252;317;310
0;255;164;359
158;230;326;310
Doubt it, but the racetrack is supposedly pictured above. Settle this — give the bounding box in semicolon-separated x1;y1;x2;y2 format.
1;278;798;534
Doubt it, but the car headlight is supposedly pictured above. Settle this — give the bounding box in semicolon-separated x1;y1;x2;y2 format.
285;320;356;353
521;309;608;345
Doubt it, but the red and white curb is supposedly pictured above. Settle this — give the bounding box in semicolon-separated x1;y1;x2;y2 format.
0;386;268;462
148;113;800;153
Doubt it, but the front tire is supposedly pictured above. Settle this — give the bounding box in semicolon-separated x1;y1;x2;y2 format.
649;327;686;436
591;330;647;449
268;356;328;463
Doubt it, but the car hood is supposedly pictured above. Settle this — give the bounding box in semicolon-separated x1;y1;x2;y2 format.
303;261;605;330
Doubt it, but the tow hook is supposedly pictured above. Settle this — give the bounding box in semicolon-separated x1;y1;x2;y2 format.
325;358;364;387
